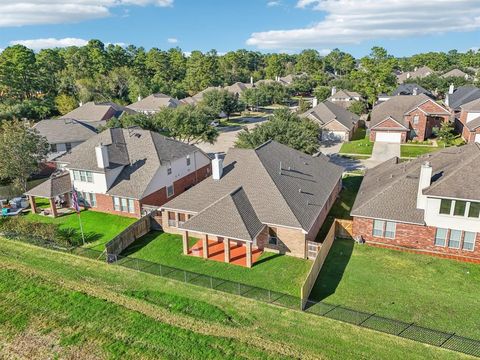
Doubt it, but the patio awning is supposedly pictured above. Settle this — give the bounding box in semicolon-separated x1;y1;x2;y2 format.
25;172;71;198
180;187;265;242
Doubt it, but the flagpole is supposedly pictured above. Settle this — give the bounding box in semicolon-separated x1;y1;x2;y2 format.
72;183;85;245
78;211;85;245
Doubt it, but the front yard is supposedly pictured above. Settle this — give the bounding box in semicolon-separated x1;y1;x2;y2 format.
339;128;373;156
309;239;480;338
24;210;136;250
120;231;312;297
400;144;441;158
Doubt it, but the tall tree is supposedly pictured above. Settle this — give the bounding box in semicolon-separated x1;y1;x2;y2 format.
0;45;37;101
200;89;244;119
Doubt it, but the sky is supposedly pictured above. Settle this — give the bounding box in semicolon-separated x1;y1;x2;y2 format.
0;0;480;57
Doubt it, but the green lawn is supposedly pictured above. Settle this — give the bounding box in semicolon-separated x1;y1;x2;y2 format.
339;128;373;155
121;231;312;297
24;210;136;250
401;144;441;158
309;239;480;339
0;239;467;359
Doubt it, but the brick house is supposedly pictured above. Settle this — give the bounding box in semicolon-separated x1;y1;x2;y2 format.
457;98;480;144
351;144;480;263
369;94;450;143
55;128;211;218
160;141;343;267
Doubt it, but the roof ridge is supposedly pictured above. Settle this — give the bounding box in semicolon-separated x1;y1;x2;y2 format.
230;187;261;238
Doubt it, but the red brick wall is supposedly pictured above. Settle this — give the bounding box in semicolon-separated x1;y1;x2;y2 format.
353;216;480;262
458;110;480;143
95;193;141;218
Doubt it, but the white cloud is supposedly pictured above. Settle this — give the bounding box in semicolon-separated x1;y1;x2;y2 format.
0;0;173;27
167;38;178;44
10;37;89;50
247;0;480;49
267;1;280;6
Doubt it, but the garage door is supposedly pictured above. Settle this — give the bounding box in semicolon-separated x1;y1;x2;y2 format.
375;132;402;143
475;134;480;143
322;131;346;141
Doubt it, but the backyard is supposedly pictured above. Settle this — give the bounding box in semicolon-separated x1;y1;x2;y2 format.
120;231;312;297
24;210;136;250
309;239;480;339
339;128;373;156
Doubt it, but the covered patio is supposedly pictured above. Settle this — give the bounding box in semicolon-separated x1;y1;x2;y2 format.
25;172;73;218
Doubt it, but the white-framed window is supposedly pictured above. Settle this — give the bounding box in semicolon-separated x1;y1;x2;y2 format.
268;227;278;245
121;198;128;212
113;196;120;211
73;170;80;181
439;199;452;215
167;185;174;198
80;192;96;208
74;170;93;183
385;222;396;239
186;155;191;166
167;166;172;175
463;232;476;251
469;202;480;218
128;199;135;214
413;115;420;125
373;220;385;237
434;228;447;246
113;196;135;214
453;201;467;217
448;229;462;249
373;220;397;238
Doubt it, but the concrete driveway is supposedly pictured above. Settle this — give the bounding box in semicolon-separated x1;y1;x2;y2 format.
366;142;400;167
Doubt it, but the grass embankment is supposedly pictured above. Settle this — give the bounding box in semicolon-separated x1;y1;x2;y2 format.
0;239;468;359
122;231;311;297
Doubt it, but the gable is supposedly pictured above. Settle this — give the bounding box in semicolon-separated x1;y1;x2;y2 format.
371;117;408;130
322;119;349;131
408;99;449;115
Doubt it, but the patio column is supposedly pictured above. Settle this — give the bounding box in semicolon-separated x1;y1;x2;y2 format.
246;241;253;268
202;234;209;259
49;197;58;218
182;231;189;255
176;212;180;227
29;195;37;214
224;238;230;263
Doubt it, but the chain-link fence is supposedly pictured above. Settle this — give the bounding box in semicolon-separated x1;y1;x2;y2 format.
2;236;480;358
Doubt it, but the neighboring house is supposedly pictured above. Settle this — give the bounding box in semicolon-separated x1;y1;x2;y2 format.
444;85;480;113
369;94;450;143
127;94;180;114
55;128;211;218
224;82;253;96
457;98;480;143
60;101;131;126
392;83;434;98
301;100;359;141
441;69;470;80
351;144;480;263
160;141;343;266
396;66;434;83
33;119;98;160
327;88;362;109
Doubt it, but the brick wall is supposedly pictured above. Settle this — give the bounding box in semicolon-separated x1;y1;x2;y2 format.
95;193;141;218
256;225;307;258
353;216;480;262
458;111;480;143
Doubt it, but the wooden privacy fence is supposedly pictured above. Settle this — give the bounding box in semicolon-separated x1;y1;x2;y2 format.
300;219;353;309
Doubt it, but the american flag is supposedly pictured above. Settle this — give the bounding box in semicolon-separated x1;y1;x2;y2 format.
72;186;80;213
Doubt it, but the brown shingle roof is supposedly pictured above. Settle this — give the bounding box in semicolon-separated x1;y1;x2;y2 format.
301;100;359;131
25;172;71;198
127;93;180;112
60;101;127;122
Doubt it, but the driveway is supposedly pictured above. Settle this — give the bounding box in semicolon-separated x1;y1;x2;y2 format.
366;142;400;167
319;140;343;155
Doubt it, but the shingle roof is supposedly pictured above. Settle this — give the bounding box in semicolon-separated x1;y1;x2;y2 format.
163;141;343;233
25;172;71;198
33;119;98;144
352;144;480;224
397;66;434;83
301;100;359;131
328;90;361;100
466;116;480;131
60;101;128;122
224;82;252;95
180;187;265;241
392;83;433;97
127;93;180;112
57;128;200;199
446;86;480;110
441;69;468;78
460;97;480;112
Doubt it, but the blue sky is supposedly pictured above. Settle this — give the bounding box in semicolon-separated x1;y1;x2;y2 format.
0;0;479;57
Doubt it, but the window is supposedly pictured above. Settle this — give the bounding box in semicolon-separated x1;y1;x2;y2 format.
439;199;452;215
268;228;278;245
454;201;467;217
65;142;72;151
50;144;57;153
121;198;128;212
434;228;447;246
469;202;480;218
113;197;120;211
372;220;385;237
413;115;420;125
112;196;135;213
167;185;174;198
80;192;96;208
73;170;80;181
75;170;94;183
463;232;476;251
385;222;396;239
86;171;93;183
167;166;172;175
128;199;135;214
186;155;191;166
448;229;462;249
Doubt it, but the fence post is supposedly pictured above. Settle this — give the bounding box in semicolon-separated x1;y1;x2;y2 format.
398;323;414;336
159;264;162;276
440;333;455;347
184;271;187;283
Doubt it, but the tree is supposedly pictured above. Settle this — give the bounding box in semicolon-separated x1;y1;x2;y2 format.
436;121;456;145
0;120;49;193
235;108;320;154
313;86;331;102
153;105;219;144
55;94;78;115
348;100;367;116
200;89;243;119
297;98;310;113
295;49;323;75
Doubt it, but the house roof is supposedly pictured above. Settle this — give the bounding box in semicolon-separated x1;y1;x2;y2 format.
447;86;480;110
162;140;343;233
60;101;129;122
57;128;200;199
351;144;480;224
397;66;434;83
328;90;361;100
460;97;480;112
180;187;265;241
127;93;180;112
301;100;359;131
370;94;448;129
441;69;468;78
33;119;98;144
224;82;252;95
25;172;71;198
466;116;480;131
392;83;433;97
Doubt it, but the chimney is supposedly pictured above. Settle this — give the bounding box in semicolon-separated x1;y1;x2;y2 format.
413;87;418;96
416;161;432;210
137;95;142;102
449;83;455;94
250;76;254;85
95;144;109;169
331;86;337;96
212;153;223;180
312;97;318;107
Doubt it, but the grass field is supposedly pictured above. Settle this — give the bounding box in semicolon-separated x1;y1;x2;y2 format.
121;231;311;297
309;239;480;339
25;210;136;250
0;238;469;359
401;144;441;158
339;128;373;155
